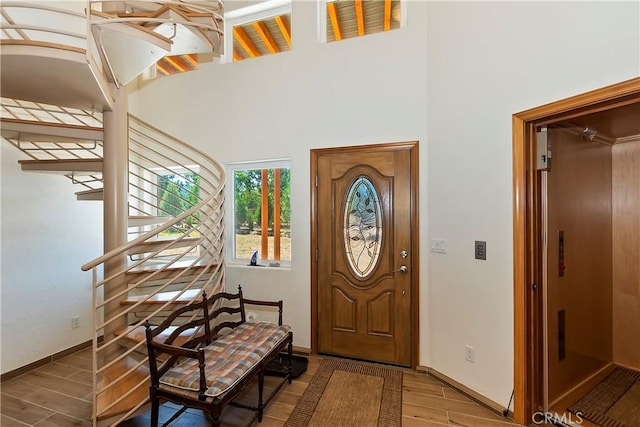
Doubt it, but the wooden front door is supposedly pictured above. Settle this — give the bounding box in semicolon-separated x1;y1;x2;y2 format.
312;142;417;367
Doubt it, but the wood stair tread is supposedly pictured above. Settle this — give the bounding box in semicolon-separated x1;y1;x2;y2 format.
1;117;102;132
126;258;214;275
19;158;103;174
121;288;203;306
127;236;202;255
127;215;168;227
75;188;103;201
96;357;149;420
115;324;203;347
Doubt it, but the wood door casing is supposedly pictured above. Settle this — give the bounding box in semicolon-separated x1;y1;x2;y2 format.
313;143;416;367
512;77;640;424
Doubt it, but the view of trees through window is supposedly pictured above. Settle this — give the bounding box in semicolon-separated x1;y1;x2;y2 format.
157;172;201;235
234;167;291;261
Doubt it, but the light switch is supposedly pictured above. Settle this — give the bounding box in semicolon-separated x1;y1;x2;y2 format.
430;239;447;254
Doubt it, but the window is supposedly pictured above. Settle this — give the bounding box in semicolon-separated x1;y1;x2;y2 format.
224;0;291;63
320;0;404;43
226;160;291;265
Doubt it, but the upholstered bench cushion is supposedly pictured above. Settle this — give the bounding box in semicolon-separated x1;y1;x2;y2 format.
159;321;291;398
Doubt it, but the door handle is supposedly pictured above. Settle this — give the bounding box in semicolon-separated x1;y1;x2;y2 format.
393;265;408;273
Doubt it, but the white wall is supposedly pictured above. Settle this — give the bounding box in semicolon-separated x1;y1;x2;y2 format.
1;143;103;374
131;0;636;408
130;0;430;355
425;0;639;406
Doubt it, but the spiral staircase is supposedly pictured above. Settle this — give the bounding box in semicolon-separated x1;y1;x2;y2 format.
1;1;226;425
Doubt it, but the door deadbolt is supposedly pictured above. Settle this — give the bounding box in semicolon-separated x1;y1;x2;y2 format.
400;250;408;258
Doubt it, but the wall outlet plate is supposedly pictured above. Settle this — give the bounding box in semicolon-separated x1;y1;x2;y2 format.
465;345;475;363
475;241;486;260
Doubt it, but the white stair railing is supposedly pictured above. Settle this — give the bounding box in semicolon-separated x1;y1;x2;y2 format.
81;114;225;425
1;1;227;424
1;98;226;425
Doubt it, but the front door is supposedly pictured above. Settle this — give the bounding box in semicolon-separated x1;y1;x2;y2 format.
313;142;417;367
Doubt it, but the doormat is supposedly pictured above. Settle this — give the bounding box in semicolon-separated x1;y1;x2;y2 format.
568;366;640;427
284;358;402;427
266;354;308;379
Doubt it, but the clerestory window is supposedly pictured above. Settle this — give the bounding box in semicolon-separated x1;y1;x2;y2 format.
321;0;403;43
224;0;292;62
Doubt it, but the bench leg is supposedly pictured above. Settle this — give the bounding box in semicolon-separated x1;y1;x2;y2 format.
150;389;159;427
257;369;265;422
287;333;293;384
208;406;222;427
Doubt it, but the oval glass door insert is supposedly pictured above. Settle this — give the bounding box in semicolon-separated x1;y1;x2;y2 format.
343;176;383;278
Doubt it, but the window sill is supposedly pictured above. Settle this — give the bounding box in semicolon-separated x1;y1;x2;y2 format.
225;262;291;271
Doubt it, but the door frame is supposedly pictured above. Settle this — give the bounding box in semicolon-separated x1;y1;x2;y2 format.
310;141;420;368
512;77;640;425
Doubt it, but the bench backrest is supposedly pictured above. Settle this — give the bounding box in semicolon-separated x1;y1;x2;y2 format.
144;287;249;384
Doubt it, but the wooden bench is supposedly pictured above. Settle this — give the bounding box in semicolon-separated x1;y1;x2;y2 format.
144;286;293;426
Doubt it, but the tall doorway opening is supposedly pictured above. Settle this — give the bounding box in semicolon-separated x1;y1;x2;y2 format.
512;78;640;425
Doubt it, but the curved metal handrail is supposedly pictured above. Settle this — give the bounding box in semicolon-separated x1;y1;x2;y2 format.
90;0;223;17
0;2;86;18
81;115;225;271
88;17;223;35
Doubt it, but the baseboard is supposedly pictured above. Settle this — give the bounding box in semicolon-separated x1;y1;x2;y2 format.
293;346;311;356
425;366;511;418
1;339;93;382
549;362;615;411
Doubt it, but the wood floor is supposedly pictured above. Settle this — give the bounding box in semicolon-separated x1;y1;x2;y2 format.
1;347;521;426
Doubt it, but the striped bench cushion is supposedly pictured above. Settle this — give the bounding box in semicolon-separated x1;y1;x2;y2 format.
159;321;291;398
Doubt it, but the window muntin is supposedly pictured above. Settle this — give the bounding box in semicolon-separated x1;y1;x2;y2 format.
227;160;291;265
343;176;382;278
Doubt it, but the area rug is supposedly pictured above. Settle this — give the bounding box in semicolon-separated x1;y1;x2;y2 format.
568;366;640;427
284;358;402;427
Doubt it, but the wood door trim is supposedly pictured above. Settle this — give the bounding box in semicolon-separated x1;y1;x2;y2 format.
512;77;640;425
310;141;419;368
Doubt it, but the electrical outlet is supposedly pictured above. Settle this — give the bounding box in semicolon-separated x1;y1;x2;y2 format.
430;239;447;254
71;315;80;329
475;241;486;260
465;345;475;363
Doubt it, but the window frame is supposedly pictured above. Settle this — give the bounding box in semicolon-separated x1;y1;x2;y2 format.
223;0;292;64
225;158;292;267
317;0;407;43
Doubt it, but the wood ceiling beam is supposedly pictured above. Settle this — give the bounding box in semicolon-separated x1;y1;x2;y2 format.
384;0;391;31
274;15;291;47
355;0;365;36
233;26;261;58
253;21;280;54
327;2;342;41
233;49;243;61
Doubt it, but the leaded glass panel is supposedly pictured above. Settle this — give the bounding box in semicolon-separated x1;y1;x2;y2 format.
343;176;382;278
